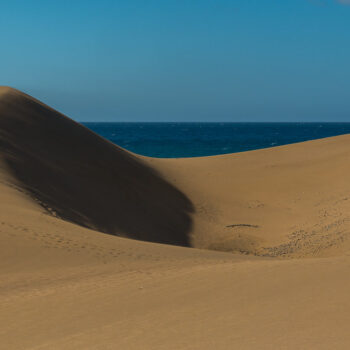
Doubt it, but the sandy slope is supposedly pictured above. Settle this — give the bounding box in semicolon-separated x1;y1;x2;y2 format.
150;134;350;257
1;86;350;349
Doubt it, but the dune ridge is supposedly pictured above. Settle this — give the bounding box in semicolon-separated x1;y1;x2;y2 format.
2;87;350;349
0;86;193;246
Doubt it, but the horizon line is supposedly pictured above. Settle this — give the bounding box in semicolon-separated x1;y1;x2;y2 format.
80;121;350;124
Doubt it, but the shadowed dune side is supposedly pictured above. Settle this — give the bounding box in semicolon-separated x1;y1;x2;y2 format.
0;87;193;246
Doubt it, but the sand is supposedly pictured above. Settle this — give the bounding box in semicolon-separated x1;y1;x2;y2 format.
1;86;350;349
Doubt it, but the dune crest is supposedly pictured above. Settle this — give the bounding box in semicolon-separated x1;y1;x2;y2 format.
0;87;193;246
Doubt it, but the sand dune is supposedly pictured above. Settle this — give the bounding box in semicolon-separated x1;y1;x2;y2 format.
0;87;192;246
150;133;350;257
1;86;350;349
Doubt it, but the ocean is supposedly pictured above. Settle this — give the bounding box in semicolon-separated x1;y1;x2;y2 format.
83;122;350;158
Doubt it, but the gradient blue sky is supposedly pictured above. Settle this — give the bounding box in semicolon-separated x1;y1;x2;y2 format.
1;0;350;121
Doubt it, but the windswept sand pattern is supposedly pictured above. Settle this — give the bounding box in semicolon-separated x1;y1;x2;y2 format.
259;219;350;258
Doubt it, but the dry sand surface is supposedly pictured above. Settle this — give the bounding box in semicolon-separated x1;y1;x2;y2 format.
1;86;350;349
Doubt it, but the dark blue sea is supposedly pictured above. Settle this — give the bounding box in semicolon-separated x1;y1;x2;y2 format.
83;122;350;158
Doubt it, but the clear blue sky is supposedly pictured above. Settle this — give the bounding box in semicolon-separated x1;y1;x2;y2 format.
1;0;350;121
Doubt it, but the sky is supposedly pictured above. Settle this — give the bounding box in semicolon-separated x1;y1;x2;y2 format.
1;0;350;122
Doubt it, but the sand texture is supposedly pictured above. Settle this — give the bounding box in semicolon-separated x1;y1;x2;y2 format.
1;86;350;349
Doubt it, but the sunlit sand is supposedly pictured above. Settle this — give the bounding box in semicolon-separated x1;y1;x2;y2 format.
1;87;350;349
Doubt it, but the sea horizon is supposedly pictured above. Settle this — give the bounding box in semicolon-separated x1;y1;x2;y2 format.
83;121;350;158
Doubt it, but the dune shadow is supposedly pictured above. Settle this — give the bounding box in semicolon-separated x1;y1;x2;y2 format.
0;89;194;246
